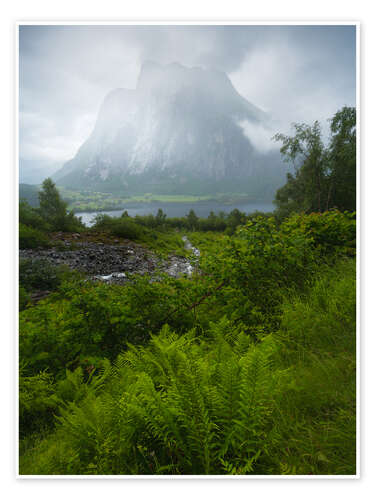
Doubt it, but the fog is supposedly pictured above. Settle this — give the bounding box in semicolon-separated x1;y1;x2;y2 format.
19;24;356;182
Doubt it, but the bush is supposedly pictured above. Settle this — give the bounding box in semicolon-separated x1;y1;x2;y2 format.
19;258;81;293
19;223;50;249
197;211;355;331
92;214;144;240
19;286;30;311
19;368;58;438
19;200;49;231
18;274;200;376
282;210;356;258
199;215;317;330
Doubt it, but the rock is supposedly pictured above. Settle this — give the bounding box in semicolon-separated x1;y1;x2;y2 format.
19;235;199;284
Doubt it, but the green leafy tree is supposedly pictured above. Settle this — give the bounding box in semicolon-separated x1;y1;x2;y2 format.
155;208;167;225
38;178;83;231
226;208;245;235
273;107;356;217
326;106;356;211
187;209;199;230
273;121;327;216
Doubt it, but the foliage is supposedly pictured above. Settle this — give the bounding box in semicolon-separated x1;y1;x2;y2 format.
93;213;146;240
19;324;279;474
19;286;30;311
273;120;327;215
19;258;81;294
91;213;187;257
186;209;199;230
86;207;273;239
19;259;355;475
38;178;84;232
19;200;49;231
268;259;356;474
19;367;58;438
274;107;356;217
197;212;334;329
19;211;355;378
19;273;199;376
19;179;84;254
19;184;40;207
18;207;356;475
327;107;356;211
283;210;356;258
19;223;51;249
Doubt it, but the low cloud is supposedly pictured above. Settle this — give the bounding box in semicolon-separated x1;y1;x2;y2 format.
19;25;356;176
230;26;356;139
238;120;279;153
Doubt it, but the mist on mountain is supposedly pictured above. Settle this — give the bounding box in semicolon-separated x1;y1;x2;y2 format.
54;61;287;199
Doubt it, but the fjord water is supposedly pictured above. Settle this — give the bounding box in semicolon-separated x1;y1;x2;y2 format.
77;201;275;227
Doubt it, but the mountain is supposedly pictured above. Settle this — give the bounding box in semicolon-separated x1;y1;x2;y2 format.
54;61;287;199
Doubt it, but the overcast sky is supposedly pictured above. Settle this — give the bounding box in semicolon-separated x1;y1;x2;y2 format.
19;24;356;173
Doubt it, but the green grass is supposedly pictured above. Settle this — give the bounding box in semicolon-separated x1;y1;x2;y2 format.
125;193;215;203
140;230;188;257
57;186;256;212
89;215;188;257
187;231;229;256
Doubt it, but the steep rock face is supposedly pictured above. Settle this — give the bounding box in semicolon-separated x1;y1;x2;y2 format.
55;61;284;197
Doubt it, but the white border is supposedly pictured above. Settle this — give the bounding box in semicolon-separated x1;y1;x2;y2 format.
15;20;360;481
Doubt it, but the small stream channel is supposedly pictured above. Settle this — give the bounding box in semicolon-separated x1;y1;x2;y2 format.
94;235;200;282
20;234;201;286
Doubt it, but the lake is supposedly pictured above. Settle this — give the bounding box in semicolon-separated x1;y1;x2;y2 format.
77;201;275;227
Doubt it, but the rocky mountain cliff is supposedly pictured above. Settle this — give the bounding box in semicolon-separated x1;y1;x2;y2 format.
54;61;286;198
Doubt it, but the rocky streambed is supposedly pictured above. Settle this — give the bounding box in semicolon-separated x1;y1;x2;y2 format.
19;232;199;284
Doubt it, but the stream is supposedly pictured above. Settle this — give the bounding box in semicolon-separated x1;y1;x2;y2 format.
20;234;200;285
94;235;200;282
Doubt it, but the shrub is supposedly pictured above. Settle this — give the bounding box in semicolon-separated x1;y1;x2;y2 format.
19;258;68;292
19;367;58;438
19;200;49;231
199;215;317;329
282;210;356;258
19;259;83;303
19;223;50;249
19;286;30;311
92;214;144;240
18;274;200;376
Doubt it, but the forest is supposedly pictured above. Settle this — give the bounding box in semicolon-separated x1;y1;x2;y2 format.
18;107;356;475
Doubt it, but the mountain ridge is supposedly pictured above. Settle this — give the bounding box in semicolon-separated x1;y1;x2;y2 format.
54;61;286;197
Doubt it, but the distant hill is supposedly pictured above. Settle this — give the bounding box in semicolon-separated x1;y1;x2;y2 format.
54;61;287;199
20;158;62;185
